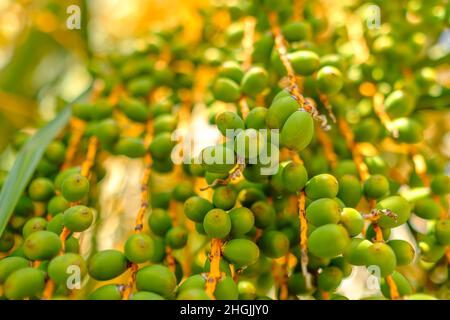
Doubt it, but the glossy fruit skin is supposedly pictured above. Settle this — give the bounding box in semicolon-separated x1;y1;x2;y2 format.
287;273;307;295
61;173;89;202
88;284;122;300
289;50;320;76
282;161;308;193
237;281;257;301
65;236;80;253
413;198;440;220
266;94;298;129
330;256;352;277
363;174;390;199
340;208;364;236
22;217;48;238
114;137;146;158
337;175;362;207
384;90;414;118
365;242;397;277
216;111;245;136
280;111;314;152
63;205;94;232
131;291;165;300
95;119;120;146
241;67;269;96
178;274;205;293
183;196;214;223
28;177;54;201
282;21;311;42
317;266;343;291
172;182;196;202
258;231;290;259
124;234;154;263
245;107;268;130
149;237;166;263
203;209;231;239
165;227;188;249
305;174;339;200
395;117;423;143
251;201;276;229
223;239;260;268
177;288;211;300
47;253;87;286
24;231;61;260
153;114;177;134
218;61;244;83
212;78;240;102
430;174;450;195
149;132;176;160
380;271;412;299
200;145;236;174
306;198;341;227
215;276;239;300
387;240;415;265
316;66;343;95
354;118;381;143
148;208;173;236
55;167;80;191
308;224;350;259
435;220;450;245
4;267;45;300
136;264;177;297
47;213;64;235
419;235;446;263
0;257;30;283
376;196;411;229
88;250;128;281
229;207;255;237
45;141;66;165
47;196;70;216
212;186;237;210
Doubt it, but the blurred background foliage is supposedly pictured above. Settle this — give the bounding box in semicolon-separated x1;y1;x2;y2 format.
0;0;206;155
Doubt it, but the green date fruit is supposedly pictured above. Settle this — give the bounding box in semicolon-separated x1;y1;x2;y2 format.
280;110;314;152
223;239;259;268
308;224;350;259
88;250;128;281
136;265;177;297
203;209;231;239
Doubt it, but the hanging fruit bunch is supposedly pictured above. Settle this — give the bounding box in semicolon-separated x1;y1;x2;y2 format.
0;0;448;301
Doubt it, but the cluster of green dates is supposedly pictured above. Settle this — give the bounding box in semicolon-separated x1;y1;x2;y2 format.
0;161;96;299
0;0;449;301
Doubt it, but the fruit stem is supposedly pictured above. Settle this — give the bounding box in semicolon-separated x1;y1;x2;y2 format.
408;146;447;219
293;0;304;21
386;274;400;300
279;253;290;300
315;126;338;169
241;16;255;71
338;117;370;181
42;280;55;300
121;263;138;300
237;16;256;120
373;92;398;138
61;118;85;171
298;190;312;290
122;118;153;300
205;238;222;299
268;11;328;130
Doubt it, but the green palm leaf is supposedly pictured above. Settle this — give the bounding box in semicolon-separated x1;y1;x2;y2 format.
0;84;92;237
